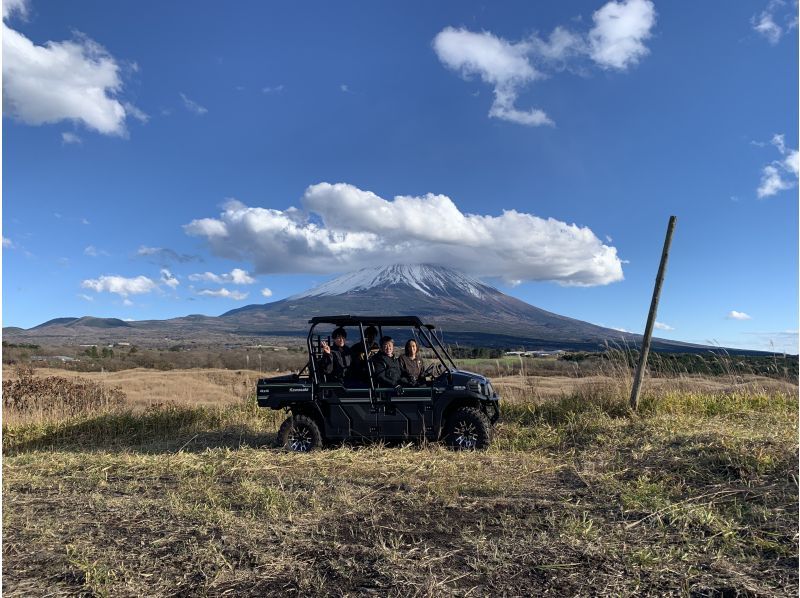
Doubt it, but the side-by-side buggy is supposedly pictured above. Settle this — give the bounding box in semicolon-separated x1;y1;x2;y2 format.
256;315;501;451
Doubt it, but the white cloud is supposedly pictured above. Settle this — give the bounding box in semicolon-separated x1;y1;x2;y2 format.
340;84;350;92
757;165;794;198
588;0;656;70
783;149;799;177
188;268;255;285
78;293;94;302
82;274;158;297
262;84;284;93
122;298;133;306
261;287;273;298
61;132;82;144
727;310;752;321
180;92;208;115
184;182;624;286
433;0;655;126
197;288;249;300
3;3;131;135
81;218;90;225
752;0;798;44
160;268;179;289
654;321;674;331
756;133;799;198
433;27;551;127
3;237;14;248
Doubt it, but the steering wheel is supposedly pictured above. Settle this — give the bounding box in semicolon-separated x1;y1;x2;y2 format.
421;362;445;379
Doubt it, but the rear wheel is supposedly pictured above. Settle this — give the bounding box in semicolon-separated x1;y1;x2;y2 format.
444;407;491;450
277;414;323;452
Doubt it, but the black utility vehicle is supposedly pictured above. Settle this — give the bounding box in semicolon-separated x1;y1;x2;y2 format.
257;315;501;451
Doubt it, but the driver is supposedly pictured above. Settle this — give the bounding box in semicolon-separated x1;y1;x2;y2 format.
370;336;404;387
319;327;351;383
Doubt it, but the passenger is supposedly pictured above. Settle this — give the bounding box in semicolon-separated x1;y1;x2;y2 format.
370;336;404;388
351;325;379;381
398;339;425;386
319;327;351;383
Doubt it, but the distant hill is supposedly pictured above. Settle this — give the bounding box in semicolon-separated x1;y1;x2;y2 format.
33;316;132;330
31;317;80;329
3;264;773;355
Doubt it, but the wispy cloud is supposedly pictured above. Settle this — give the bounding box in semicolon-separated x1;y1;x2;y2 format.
159;268;179;289
261;287;273;298
136;245;202;264
180;92;208;115
61;132;82;144
433;0;656;126
197;288;248;300
123;102;149;123
654;321;674;331
752;0;798;45
262;84;284;93
184;182;624;286
3;236;14;249
83;245;109;257
2;0;134;136
757;133;798;198
727;310;752;321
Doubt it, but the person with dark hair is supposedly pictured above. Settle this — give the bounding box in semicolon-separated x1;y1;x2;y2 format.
319;327;351;383
370;336;403;387
398;339;424;386
351;325;379;382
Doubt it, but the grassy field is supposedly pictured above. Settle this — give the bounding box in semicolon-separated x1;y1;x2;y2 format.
3;367;798;596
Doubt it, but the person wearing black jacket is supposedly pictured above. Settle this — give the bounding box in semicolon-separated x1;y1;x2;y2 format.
370;336;404;387
319;327;351;383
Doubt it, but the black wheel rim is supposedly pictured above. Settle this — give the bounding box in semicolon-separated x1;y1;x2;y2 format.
287;424;313;451
453;420;478;449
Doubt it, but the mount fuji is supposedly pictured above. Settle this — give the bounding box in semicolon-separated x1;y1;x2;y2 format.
219;264;700;352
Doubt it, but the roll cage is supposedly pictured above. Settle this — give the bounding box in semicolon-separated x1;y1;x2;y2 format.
305;314;457;388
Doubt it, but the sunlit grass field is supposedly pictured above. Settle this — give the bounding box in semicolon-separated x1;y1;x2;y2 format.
3;366;798;596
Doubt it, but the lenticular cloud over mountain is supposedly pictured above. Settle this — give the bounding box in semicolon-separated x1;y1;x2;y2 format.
184;182;624;286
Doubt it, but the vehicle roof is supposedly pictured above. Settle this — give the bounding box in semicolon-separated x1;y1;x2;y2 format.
308;314;433;328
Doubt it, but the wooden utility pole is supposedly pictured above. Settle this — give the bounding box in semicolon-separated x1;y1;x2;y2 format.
630;216;677;411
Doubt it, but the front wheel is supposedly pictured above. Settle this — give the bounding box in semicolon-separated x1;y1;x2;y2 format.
276;414;323;452
444;407;491;450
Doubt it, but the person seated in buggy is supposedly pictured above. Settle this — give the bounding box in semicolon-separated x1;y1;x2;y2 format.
370;336;414;388
398;339;424;386
351;325;379;382
318;327;351;383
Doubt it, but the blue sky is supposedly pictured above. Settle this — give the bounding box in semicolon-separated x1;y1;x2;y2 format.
3;0;798;352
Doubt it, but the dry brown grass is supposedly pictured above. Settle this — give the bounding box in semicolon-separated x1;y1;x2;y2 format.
3;366;266;412
3;367;798;596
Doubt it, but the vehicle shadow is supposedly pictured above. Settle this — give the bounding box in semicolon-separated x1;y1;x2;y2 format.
3;408;279;456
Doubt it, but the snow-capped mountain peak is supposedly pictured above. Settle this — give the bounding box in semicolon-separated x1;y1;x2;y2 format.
291;264;493;299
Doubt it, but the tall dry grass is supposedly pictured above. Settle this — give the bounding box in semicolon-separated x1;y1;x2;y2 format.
3;365;125;425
